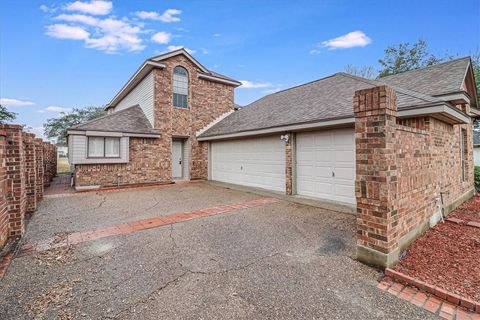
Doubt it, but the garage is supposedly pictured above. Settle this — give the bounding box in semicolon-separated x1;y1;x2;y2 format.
296;128;356;204
210;135;286;192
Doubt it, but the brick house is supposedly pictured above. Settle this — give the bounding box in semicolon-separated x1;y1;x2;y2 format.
68;51;479;268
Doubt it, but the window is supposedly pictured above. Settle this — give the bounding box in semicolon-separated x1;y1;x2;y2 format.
173;66;188;108
461;129;466;181
88;137;120;158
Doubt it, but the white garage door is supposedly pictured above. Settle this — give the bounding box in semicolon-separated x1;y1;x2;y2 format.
296;128;355;204
211;136;285;192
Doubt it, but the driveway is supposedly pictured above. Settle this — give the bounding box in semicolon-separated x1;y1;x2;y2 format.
0;182;437;319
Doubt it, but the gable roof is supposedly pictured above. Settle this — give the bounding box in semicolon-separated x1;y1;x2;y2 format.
474;130;480;146
380;57;471;97
68;105;159;136
200;71;469;139
106;48;240;109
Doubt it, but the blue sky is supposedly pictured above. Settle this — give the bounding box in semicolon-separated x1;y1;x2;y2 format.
1;0;479;139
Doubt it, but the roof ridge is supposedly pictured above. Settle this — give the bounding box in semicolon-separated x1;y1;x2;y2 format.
70;105;144;129
339;72;440;104
380;56;471;79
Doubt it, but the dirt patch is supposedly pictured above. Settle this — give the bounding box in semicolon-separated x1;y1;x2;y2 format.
23;280;77;320
33;233;76;267
448;195;480;224
393;222;480;302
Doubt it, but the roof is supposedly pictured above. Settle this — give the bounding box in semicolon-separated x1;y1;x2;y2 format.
380;57;471;97
69;106;159;135
200;72;449;138
474;130;480;146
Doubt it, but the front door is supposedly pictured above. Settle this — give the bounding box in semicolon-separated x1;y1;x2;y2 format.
172;140;183;178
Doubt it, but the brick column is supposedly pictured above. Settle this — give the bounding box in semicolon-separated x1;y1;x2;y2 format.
34;138;44;201
23;133;37;213
285;132;295;195
4;125;26;238
0;129;8;248
354;85;399;268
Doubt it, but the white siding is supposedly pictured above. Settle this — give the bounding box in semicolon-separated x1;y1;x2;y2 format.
474;147;480;166
114;71;155;126
69;134;129;164
210;136;286;192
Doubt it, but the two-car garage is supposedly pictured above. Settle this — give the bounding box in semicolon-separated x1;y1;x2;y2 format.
209;128;356;205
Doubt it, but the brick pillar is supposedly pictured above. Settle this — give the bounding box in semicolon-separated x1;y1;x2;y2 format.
285;132;295;195
23;133;37;213
4;125;26;238
0;129;8;248
34;138;44;201
354;85;399;268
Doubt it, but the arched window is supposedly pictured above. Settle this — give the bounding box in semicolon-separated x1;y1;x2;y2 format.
173;66;188;108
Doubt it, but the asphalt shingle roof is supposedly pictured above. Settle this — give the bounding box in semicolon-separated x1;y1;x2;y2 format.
69;105;159;135
200;72;444;138
380;57;470;97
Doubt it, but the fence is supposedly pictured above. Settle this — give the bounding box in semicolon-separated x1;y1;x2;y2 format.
0;125;57;249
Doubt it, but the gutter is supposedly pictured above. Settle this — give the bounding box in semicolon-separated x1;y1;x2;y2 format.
67;129;160;139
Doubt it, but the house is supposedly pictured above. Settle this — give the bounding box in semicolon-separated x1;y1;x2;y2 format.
68;51;479;268
475;130;480;166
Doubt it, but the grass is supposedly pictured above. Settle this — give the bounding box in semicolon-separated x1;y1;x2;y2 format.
475;166;480;192
57;157;71;174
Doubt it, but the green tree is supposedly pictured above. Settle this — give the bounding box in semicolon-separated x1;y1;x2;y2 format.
0;104;17;124
377;39;443;78
44;106;106;146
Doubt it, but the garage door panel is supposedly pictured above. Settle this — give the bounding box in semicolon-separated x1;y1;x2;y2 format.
296;128;355;205
211;136;285;192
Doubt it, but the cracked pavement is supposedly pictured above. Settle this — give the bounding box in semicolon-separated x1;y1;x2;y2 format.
0;182;438;319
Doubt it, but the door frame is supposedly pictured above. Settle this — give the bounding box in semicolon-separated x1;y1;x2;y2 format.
172;137;190;180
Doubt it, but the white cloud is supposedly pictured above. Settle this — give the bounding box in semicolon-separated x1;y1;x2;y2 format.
25;127;46;140
321;31;372;50
84;18;145;52
65;0;112;15
213;33;221;37
38;106;72;113
46;24;90;40
239;80;272;89
40;4;57;13
135;9;182;22
151;31;172;44
263;87;283;94
0;98;35;107
54;13;98;25
167;45;195;54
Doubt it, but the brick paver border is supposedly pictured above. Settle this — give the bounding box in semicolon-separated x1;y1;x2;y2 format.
446;217;480;229
385;268;480;313
378;277;480;319
0;197;280;279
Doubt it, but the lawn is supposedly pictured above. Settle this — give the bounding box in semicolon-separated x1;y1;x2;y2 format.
57;157;71;174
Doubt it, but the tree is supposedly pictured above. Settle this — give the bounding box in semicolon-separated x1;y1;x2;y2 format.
472;51;480;109
377;39;443;78
0;105;17;124
344;64;376;79
44;106;106;146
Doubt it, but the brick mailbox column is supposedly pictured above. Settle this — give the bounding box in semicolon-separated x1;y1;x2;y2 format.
23;133;37;213
354;85;400;268
4;125;26;238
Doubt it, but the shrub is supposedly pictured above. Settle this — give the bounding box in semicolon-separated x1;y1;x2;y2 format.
475;166;480;192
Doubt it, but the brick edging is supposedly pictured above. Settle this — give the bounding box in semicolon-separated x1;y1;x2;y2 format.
385;268;480;312
446;217;480;229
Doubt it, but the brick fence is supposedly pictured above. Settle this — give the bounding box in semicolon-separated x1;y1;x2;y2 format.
0;125;56;249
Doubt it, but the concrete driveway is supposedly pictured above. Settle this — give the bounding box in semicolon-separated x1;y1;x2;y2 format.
0;182;437;319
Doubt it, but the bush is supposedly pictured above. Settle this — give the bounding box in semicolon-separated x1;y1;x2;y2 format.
475;166;480;191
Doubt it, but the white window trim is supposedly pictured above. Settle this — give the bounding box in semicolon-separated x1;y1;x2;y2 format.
87;136;121;159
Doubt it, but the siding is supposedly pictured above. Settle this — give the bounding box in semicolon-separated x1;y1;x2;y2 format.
115;71;155;126
69;135;129;164
474;146;480;166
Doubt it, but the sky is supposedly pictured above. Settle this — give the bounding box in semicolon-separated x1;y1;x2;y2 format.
1;0;479;140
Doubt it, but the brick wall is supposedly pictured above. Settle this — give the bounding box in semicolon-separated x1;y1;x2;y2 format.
354;86;474;267
0;129;8;248
0;125;56;250
43;142;57;187
75;137;170;187
74;53;236;188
